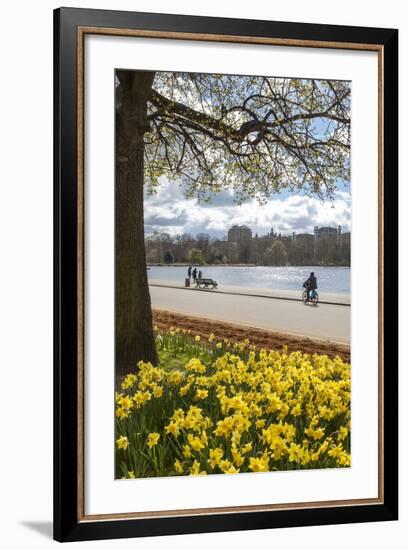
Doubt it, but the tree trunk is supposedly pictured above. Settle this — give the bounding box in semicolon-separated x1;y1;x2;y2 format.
115;71;158;375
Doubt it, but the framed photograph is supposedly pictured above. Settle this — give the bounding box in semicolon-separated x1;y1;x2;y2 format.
54;7;398;542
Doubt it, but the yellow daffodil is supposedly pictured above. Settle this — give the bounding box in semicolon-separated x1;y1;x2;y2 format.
190;460;207;475
182;445;192;458
165;421;181;437
208;448;224;469
249;455;269;472
196;389;208;400
116;337;350;478
147;432;160;448
187;434;205;451
153;386;163;398
116;435;129;450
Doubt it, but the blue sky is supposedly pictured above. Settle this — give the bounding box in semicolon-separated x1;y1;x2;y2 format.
143;77;351;239
144;178;351;239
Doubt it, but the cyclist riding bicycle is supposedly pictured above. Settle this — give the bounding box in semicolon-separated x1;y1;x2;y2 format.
303;272;317;302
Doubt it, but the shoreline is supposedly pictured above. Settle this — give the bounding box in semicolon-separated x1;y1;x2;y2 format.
147;263;351;268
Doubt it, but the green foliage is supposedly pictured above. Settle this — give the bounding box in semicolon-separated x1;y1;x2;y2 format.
264;240;288;266
134;73;351;202
145;230;351;267
163;250;174;264
188;247;205;266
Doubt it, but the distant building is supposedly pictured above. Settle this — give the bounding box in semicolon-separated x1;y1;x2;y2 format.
228;225;252;243
314;225;342;238
313;225;343;259
314;225;342;247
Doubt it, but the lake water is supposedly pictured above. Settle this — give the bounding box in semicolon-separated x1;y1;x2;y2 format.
148;265;350;295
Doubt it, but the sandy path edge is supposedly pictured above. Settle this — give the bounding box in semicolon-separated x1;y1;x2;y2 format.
152;309;350;363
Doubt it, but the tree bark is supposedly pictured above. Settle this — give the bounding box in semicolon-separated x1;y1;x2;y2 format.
115;71;158;375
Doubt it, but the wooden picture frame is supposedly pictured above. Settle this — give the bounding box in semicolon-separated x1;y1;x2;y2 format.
54;7;398;542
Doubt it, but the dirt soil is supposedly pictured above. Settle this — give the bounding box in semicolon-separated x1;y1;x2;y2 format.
152;309;350;363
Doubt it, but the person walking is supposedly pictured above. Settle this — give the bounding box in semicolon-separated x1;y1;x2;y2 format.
303;271;317;301
187;265;192;280
198;269;202;279
192;267;198;282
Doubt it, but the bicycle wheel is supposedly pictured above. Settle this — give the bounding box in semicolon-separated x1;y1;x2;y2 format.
302;290;308;304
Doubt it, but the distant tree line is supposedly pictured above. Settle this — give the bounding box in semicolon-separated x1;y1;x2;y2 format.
145;231;350;267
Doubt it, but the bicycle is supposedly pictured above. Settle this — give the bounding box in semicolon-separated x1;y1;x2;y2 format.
302;287;319;306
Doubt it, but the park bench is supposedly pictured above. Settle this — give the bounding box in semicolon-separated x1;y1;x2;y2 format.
195;278;218;289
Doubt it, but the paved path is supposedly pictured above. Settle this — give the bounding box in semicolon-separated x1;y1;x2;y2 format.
149;279;350;306
149;284;350;344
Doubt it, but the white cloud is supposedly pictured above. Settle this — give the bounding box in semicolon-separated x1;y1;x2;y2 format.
144;180;351;238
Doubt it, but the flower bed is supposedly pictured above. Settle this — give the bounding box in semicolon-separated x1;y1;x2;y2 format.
115;328;350;478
